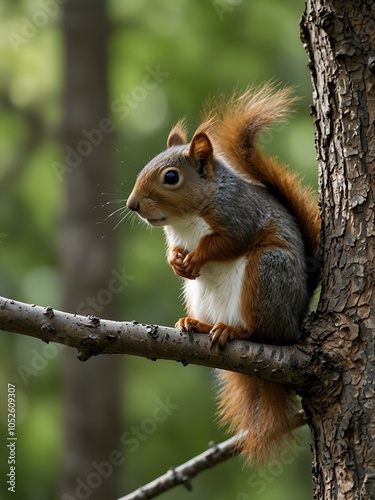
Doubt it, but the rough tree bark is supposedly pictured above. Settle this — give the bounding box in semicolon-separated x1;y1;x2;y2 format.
300;0;375;498
59;1;122;499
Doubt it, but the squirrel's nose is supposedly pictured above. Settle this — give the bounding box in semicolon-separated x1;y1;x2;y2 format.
127;196;140;212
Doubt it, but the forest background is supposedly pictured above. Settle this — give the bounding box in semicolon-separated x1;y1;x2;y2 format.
0;1;318;499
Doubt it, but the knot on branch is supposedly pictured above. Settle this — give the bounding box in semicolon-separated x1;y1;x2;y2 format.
169;467;192;492
78;333;102;361
297;312;364;402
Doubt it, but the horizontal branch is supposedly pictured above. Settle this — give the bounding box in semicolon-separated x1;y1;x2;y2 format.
0;295;315;389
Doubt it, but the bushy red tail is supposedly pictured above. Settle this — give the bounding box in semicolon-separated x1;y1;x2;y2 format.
218;372;302;466
204;83;321;295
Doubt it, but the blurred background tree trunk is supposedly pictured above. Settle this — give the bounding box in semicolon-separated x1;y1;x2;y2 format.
59;0;123;498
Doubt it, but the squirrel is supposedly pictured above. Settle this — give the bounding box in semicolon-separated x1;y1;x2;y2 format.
126;83;321;466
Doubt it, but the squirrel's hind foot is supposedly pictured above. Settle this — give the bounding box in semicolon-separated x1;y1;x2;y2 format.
209;323;250;349
175;318;251;350
175;317;213;333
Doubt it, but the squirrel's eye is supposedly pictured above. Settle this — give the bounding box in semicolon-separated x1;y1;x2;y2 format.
163;170;180;185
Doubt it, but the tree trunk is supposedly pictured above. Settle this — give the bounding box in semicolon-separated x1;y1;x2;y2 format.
59;1;123;499
300;0;375;498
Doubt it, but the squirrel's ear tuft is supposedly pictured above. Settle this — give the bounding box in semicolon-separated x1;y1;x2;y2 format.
188;132;213;167
167;119;188;147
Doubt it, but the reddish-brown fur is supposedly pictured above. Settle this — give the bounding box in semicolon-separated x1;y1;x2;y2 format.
195;87;320;465
217;372;301;465
177;86;320;466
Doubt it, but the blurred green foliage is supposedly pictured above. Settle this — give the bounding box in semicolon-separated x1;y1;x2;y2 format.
0;0;316;498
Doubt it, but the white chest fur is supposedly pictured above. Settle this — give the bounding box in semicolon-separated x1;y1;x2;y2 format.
164;214;211;251
185;258;246;327
165;215;246;328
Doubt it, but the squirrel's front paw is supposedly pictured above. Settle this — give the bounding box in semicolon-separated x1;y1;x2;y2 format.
182;252;201;279
168;248;191;279
168;248;201;279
